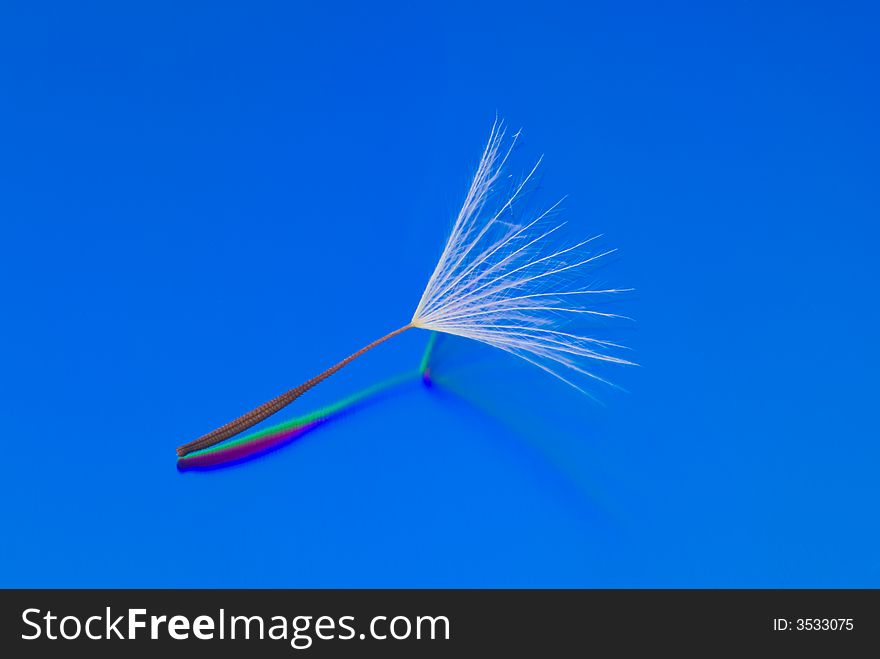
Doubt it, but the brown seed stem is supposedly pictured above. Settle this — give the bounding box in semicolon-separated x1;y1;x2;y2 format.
176;323;413;457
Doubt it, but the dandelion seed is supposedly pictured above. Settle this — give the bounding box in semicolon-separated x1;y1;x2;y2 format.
177;334;441;469
176;120;632;458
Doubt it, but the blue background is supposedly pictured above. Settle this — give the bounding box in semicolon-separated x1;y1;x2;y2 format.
1;1;878;587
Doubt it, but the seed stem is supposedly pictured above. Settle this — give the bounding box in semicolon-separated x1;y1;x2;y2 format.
176;324;413;457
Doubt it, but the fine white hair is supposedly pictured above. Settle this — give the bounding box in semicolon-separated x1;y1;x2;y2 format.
413;119;634;394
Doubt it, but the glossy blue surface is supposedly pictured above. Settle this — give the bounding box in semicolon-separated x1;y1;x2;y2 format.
1;1;878;586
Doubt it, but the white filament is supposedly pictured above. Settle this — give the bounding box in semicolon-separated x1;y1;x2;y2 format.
412;119;633;394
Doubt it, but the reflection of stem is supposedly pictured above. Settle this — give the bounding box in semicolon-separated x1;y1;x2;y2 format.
176;324;413;457
418;331;439;374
